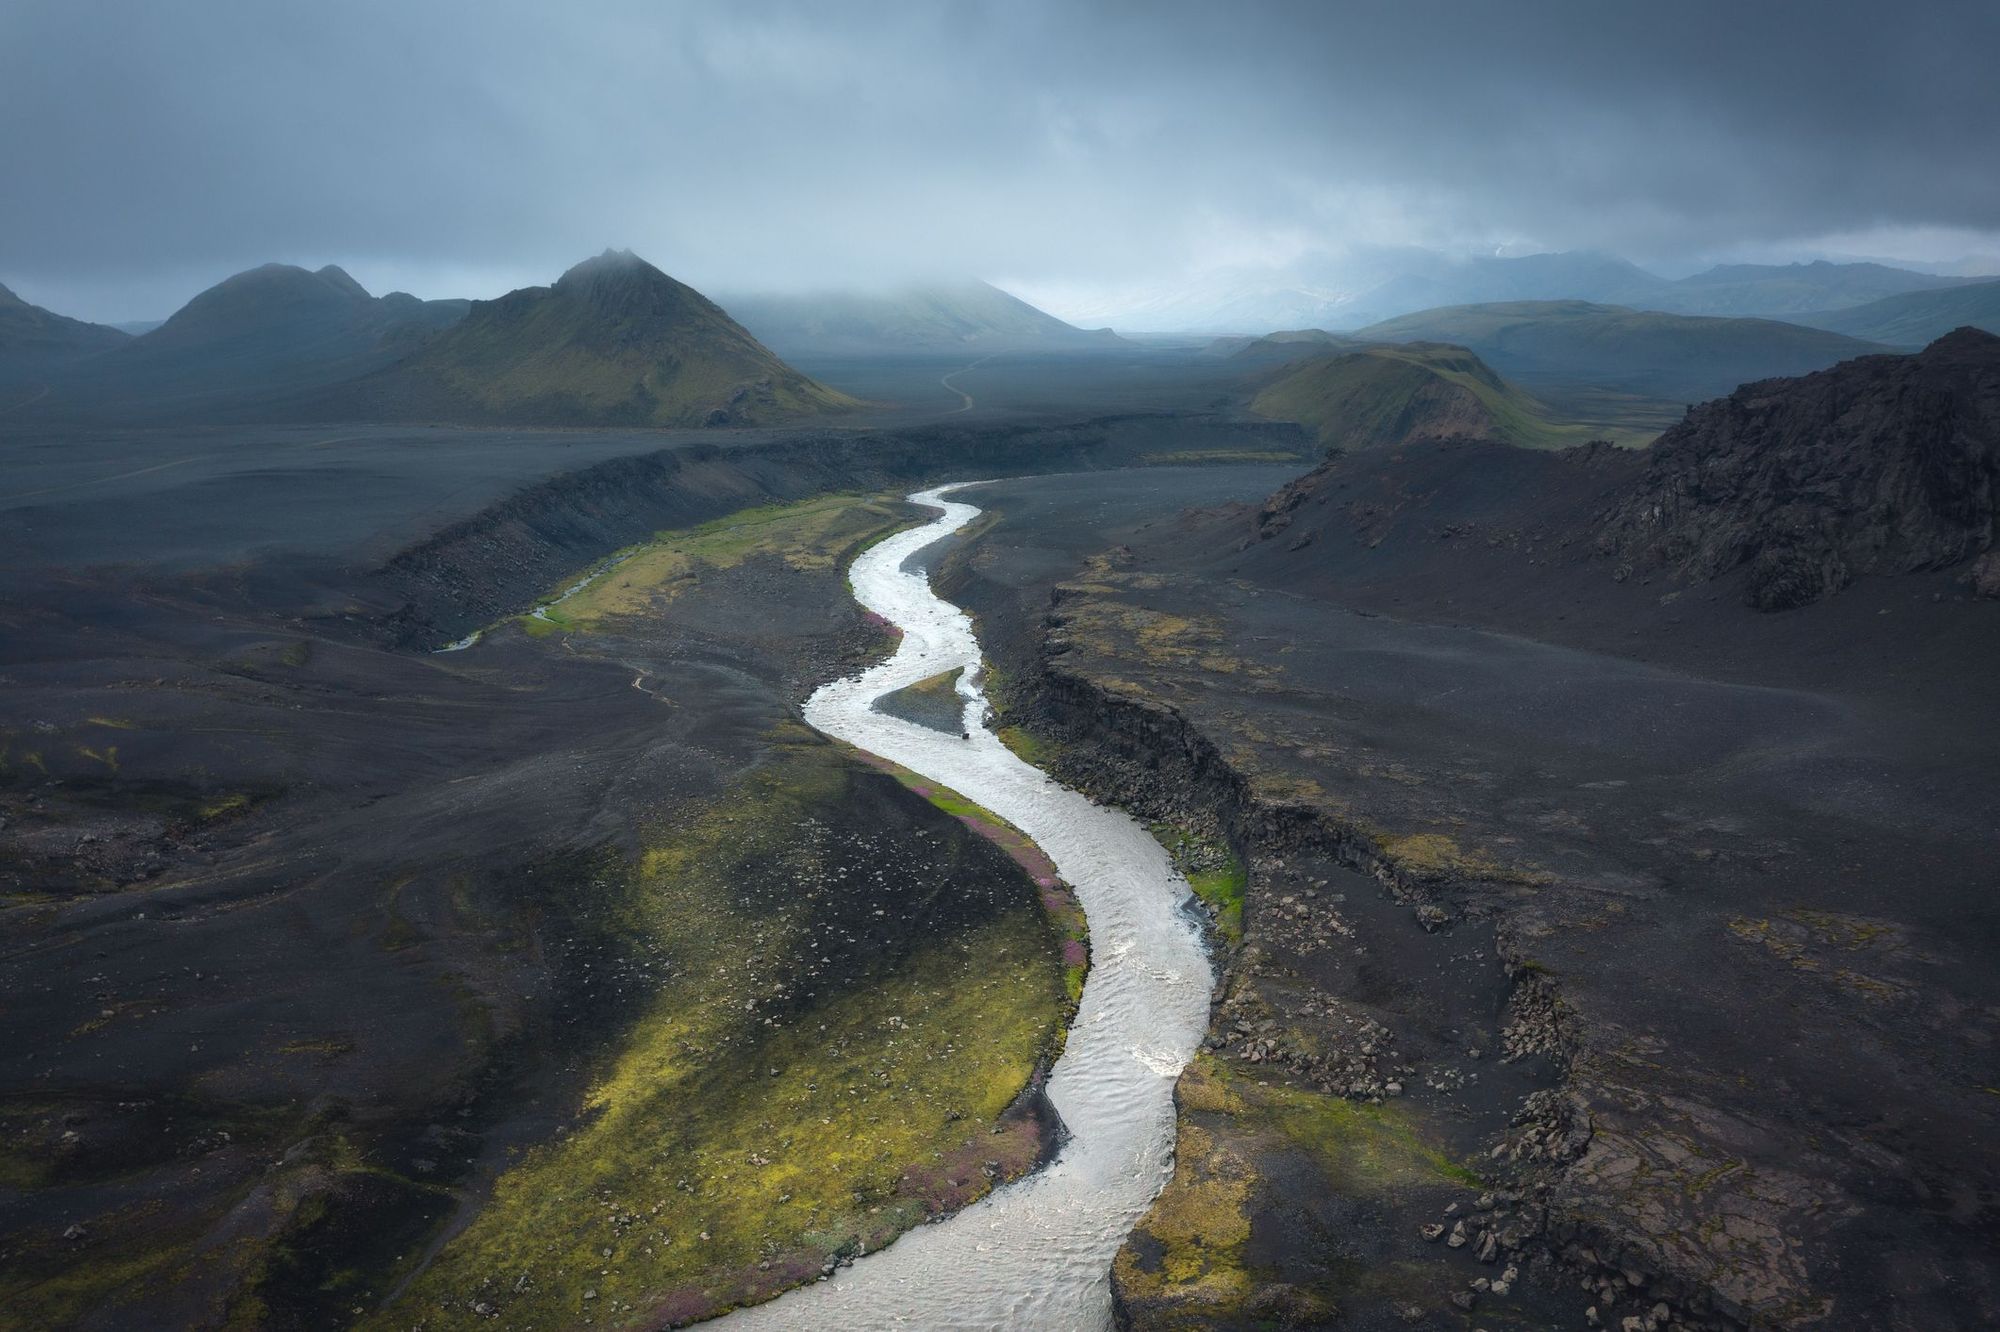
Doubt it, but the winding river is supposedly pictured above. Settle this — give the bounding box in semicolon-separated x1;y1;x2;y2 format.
717;484;1215;1329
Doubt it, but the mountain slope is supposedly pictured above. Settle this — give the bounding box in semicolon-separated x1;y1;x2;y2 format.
1353;300;1886;402
1250;342;1617;452
0;281;129;372
1647;260;1974;317
1790;280;2000;347
1074;248;1672;333
1057;249;1990;335
720;281;1120;357
1598;327;2000;608
56;263;471;417
1354;251;1670;324
357;250;855;426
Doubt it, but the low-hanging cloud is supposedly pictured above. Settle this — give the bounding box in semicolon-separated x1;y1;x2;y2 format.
4;0;1997;320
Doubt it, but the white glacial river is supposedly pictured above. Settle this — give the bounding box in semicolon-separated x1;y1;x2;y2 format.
715;483;1215;1330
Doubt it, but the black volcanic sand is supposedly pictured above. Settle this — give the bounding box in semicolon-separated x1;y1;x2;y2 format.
942;459;2000;1330
0;386;1310;1327
0;422;786;575
0;475;1076;1326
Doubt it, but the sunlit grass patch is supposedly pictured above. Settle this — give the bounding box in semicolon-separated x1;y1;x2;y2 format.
515;492;912;636
1116;1055;1482;1324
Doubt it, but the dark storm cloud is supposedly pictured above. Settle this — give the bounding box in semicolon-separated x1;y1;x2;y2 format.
3;0;1996;320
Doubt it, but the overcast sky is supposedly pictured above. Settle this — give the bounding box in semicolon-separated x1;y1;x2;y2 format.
4;0;1997;322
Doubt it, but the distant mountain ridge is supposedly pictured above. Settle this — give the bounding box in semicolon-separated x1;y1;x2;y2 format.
1648;260;1969;316
1059;248;1997;333
35;263;474;417
1351;300;1887;402
1791;280;2000;347
719;281;1120;357
338;250;855;426
6;252;853;428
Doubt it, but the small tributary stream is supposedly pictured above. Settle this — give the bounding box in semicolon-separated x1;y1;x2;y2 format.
716;483;1215;1329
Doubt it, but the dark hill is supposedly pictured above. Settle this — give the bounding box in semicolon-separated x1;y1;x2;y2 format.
1250;341;1631;451
346;250;855;426
1791;279;2000;347
0;281;129;377
1353;300;1887;402
37;263;471;419
719;280;1121;358
1236;330;2000;612
1598;327;2000;608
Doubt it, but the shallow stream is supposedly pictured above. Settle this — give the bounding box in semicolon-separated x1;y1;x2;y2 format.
717;483;1214;1329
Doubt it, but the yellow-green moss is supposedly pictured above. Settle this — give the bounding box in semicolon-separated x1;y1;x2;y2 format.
1150;824;1246;944
1113;1121;1255;1305
371;739;1070;1329
519;492;910;636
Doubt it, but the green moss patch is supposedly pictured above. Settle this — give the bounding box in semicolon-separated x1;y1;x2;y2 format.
1151;823;1246;944
371;735;1072;1329
1114;1057;1483;1326
518;493;910;636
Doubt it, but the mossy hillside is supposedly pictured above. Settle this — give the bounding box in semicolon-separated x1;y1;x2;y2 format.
372;734;1071;1330
520;492;910;637
399;250;858;428
1115;1056;1486;1326
1251;342;1628;452
1150;823;1246;945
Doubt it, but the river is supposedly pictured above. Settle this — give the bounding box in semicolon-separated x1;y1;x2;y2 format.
715;483;1214;1329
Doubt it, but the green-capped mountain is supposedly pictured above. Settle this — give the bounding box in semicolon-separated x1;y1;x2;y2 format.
1250;342;1630;452
355;250;857;426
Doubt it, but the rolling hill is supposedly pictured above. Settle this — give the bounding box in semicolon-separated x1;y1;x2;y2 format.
1352;301;1887;402
1790;280;2000;347
719;281;1121;357
349;250;856;426
1201;329;1355;368
1249;342;1628;452
1646;260;1973;318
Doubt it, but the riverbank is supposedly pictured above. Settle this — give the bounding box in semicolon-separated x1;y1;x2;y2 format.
938;466;2000;1330
0;488;1075;1329
720;485;1216;1330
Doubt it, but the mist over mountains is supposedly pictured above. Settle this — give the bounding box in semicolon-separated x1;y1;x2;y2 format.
8;237;1991;432
1036;246;2000;334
